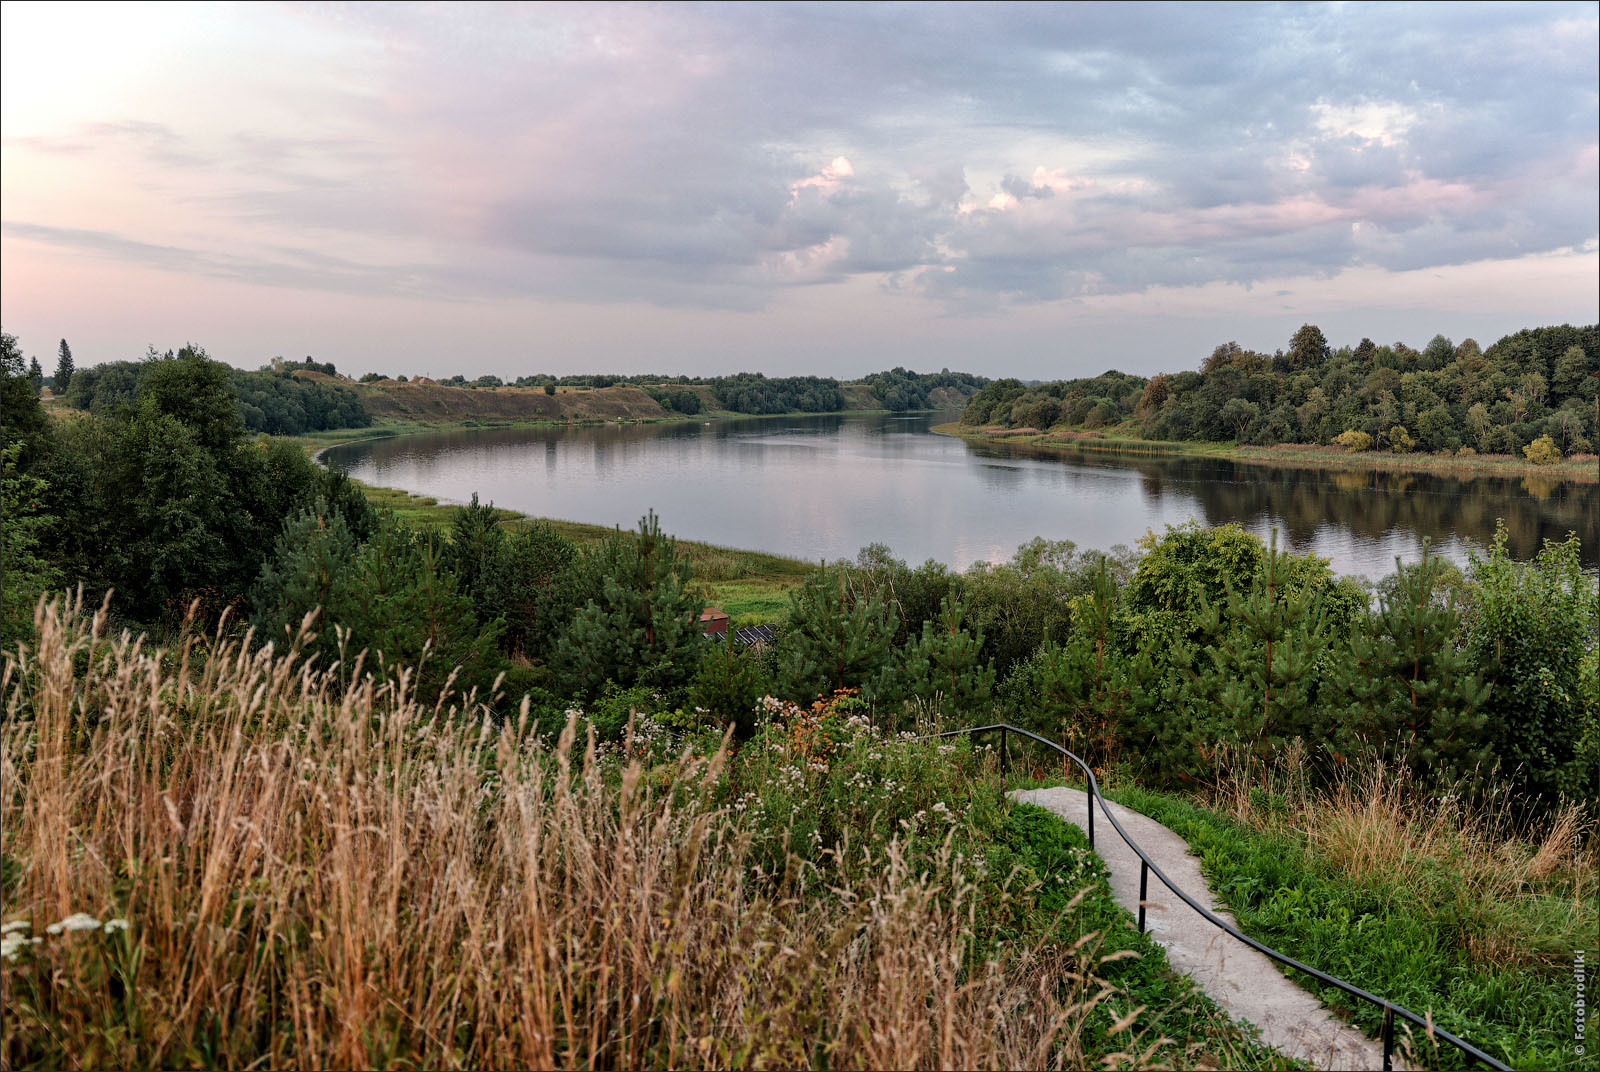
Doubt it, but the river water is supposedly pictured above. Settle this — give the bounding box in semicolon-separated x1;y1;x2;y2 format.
321;412;1597;580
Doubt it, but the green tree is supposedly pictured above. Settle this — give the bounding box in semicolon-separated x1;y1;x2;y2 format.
895;594;995;717
1;441;60;652
479;522;580;659
440;493;506;610
1337;549;1489;786
554;511;704;698
1286;323;1332;371
249;502;363;661
1462;526;1596;807
102;411;231;621
0;332;49;464
341;517;504;702
53;339;74;393
778;561;899;702
1551;345;1595;401
1188;534;1334;769
688;642;772;738
139;346;244;451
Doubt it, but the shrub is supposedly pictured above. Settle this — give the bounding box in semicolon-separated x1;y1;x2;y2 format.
1462;526;1597;808
1522;435;1561;465
1332;428;1372;452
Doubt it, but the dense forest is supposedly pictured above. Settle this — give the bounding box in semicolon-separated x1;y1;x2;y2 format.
964;323;1600;460
60;348;370;436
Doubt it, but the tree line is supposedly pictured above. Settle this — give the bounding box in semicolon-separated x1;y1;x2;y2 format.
55;347;370;436
964;323;1599;461
364;367;988;415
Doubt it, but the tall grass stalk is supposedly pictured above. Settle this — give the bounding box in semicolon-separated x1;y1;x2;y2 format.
3;596;1114;1070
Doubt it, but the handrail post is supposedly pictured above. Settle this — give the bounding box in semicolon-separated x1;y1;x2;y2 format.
999;725;1008;777
1381;1004;1394;1071
1087;787;1095;851
1138;860;1148;934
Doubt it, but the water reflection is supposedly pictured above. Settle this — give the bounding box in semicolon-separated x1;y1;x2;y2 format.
321;414;1597;579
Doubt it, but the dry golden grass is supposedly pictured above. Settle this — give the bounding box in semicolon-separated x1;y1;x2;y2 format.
1;597;1127;1070
1204;744;1598;971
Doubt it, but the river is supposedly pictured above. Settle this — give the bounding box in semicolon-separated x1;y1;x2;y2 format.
320;412;1597;580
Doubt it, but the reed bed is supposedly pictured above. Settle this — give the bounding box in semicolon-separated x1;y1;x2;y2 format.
1;597;1129;1070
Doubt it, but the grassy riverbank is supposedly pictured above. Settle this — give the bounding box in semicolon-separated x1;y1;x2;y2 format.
934;423;1600;483
353;481;811;624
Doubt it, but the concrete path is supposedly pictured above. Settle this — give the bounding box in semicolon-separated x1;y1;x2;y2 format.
1011;786;1387;1071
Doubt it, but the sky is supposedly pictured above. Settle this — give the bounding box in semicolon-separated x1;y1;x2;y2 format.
1;1;1596;380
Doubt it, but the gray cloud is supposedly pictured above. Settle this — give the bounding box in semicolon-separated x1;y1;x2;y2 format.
8;1;1597;314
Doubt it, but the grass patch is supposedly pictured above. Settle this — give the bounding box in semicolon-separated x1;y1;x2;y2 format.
1101;777;1596;1071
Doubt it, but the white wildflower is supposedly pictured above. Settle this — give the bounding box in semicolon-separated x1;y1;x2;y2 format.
1;920;29;935
103;918;130;934
45;913;102;935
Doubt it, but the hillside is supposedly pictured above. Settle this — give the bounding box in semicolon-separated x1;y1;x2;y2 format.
299;373;910;423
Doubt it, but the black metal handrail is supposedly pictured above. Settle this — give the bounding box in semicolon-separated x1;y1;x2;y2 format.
926;723;1511;1072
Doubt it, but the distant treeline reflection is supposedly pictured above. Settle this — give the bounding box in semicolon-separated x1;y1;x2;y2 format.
980;441;1597;568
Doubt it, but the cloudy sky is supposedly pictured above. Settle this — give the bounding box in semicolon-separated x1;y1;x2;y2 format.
2;1;1596;379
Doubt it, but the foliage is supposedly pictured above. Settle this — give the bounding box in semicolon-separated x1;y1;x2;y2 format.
961;371;1145;429
708;372;845;414
1185;534;1338;771
52;339;73;393
0;331;50;464
893;594;995;718
777;562;899;702
554;510;705;699
861;366;986;411
965;323;1598;458
232;367;370;434
0;442;60;651
61;349;370;434
1522;435;1560;465
1461;526;1597;808
478;521;581;660
952;538;1115;677
687;640;773;738
1332;428;1372;452
1337;549;1490;787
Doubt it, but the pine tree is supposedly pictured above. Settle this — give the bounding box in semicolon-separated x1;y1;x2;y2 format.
1000;561;1140;767
54;339;74;393
440;492;506;612
336;517;504;702
480;521;579;659
27;356;43;395
1336;546;1489;787
778;562;898;702
1192;532;1332;769
554;510;704;698
897;593;995;717
249;502;362;663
